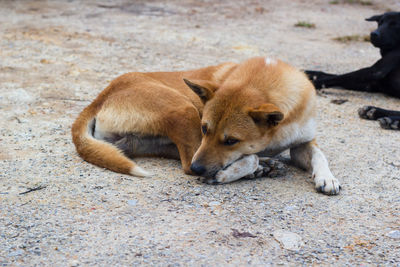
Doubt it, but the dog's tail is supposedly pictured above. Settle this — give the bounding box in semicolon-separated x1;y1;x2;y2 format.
71;101;151;177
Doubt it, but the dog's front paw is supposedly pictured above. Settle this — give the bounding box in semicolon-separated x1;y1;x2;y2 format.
207;154;259;184
253;157;286;178
314;174;341;195
358;106;380;120
378;117;400;130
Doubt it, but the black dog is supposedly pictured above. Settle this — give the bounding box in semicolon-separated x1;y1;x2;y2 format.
305;12;400;130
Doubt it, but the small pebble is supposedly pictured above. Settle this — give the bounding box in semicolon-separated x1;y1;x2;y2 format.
386;230;400;239
8;249;24;257
128;199;138;206
69;259;80;267
208;201;221;207
249;218;257;224
273;230;303;251
284;205;296;211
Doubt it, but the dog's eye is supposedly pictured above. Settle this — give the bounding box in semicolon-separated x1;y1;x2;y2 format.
224;138;239;146
201;125;208;135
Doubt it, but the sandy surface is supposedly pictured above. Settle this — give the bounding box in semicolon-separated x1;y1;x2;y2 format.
1;0;400;266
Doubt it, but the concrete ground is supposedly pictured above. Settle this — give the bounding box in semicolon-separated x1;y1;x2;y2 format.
1;0;400;266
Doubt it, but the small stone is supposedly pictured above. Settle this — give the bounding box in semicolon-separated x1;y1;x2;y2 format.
127;199;138;206
386;230;400;239
284;205;296;211
273;230;303;251
208;201;221;207
70;259;80;267
5;88;35;103
8;249;24;257
249;218;257;224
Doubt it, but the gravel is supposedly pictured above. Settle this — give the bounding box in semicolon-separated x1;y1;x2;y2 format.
1;0;400;265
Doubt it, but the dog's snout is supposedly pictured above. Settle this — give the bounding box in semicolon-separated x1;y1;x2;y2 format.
370;30;379;39
190;162;206;175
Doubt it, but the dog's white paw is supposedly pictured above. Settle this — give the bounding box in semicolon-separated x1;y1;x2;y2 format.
314;173;341;195
208;155;259;184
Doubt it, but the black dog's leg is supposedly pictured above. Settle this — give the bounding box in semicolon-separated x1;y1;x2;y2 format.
306;51;400;93
378;116;400;130
358;106;400;130
358;106;400;120
305;70;337;82
306;67;382;91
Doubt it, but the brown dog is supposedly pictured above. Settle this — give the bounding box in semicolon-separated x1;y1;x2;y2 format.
72;57;341;195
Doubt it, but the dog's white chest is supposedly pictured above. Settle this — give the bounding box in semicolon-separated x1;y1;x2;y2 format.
260;118;316;156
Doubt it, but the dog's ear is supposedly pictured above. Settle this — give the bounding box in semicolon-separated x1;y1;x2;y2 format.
366;14;383;22
183;78;217;103
247;104;284;127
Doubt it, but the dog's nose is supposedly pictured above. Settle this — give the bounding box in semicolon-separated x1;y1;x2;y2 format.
371;31;379;39
190;162;206;175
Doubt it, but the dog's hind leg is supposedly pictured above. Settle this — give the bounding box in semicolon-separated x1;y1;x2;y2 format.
290;140;341;195
94;79;202;176
306;67;383;92
104;133;180;159
305;70;337;84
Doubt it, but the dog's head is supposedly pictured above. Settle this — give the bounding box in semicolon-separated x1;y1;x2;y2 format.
366;12;400;52
184;58;286;178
